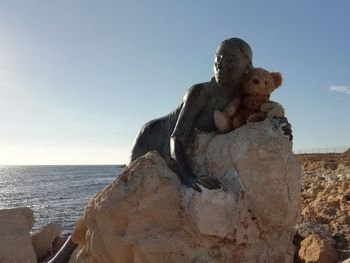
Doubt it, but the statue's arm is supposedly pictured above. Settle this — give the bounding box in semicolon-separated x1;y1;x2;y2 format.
170;86;205;190
170;85;220;191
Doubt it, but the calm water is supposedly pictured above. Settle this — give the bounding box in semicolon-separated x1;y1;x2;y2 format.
0;165;122;233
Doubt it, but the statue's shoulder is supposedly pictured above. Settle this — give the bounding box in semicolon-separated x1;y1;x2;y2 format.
189;80;211;90
185;81;212;100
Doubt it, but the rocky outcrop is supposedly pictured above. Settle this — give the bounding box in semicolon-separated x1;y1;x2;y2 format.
296;150;350;261
32;223;62;261
0;207;37;263
69;119;300;263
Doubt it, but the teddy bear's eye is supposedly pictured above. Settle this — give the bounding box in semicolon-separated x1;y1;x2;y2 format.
253;78;260;84
265;81;268;85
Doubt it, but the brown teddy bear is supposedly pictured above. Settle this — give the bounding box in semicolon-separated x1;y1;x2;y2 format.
214;67;284;133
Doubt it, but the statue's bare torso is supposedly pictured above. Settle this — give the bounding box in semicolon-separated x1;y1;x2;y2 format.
130;78;242;162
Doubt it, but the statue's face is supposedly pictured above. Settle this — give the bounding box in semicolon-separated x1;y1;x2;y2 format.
214;48;251;88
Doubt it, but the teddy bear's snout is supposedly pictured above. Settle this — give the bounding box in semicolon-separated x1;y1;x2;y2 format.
253;78;260;84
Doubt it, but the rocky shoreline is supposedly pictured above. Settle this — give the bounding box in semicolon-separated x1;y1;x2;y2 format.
0;207;68;262
1;141;349;262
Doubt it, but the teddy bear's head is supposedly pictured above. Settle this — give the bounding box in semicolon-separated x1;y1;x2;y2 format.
242;67;282;96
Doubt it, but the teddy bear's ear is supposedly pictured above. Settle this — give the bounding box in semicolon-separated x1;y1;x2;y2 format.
271;72;283;87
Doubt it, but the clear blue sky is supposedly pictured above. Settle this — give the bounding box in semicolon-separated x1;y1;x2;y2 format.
1;1;349;164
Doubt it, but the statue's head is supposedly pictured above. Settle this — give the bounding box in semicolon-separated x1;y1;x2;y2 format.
214;38;253;88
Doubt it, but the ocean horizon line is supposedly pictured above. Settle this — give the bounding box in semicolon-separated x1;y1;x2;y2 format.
0;164;126;167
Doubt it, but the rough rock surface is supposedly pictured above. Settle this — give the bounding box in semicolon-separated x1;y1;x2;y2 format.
69;119;300;263
31;223;62;261
296;151;350;261
0;207;37;263
298;234;337;263
0;207;35;230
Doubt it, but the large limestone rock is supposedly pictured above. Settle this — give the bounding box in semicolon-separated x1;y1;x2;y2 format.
0;207;37;263
70;119;301;263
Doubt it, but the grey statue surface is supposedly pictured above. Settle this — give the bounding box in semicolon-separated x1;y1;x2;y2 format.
49;37;292;263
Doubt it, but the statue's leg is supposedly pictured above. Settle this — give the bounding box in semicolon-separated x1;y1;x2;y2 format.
130;117;171;162
47;113;178;262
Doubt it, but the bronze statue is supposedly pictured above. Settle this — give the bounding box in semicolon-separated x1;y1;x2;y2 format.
130;38;290;192
49;37;292;263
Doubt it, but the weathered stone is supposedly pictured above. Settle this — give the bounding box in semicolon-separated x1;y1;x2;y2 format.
31;223;62;261
298;234;337;263
0;207;35;230
295;222;334;245
0;208;37;263
298;151;350;251
69;119;300;263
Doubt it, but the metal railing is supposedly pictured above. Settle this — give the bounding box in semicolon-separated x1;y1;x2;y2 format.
294;146;349;154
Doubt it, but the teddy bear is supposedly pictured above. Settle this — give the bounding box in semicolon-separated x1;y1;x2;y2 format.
214;67;284;133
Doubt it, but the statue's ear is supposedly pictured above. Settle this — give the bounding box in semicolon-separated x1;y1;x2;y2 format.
271;72;283;87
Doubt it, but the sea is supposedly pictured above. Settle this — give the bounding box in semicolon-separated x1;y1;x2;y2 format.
0;165;122;234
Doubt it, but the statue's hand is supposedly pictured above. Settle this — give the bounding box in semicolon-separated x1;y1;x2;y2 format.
182;173;221;192
170;137;221;192
198;175;221;190
278;116;293;141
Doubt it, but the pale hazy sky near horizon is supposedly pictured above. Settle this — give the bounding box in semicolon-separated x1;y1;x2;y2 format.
1;1;349;164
